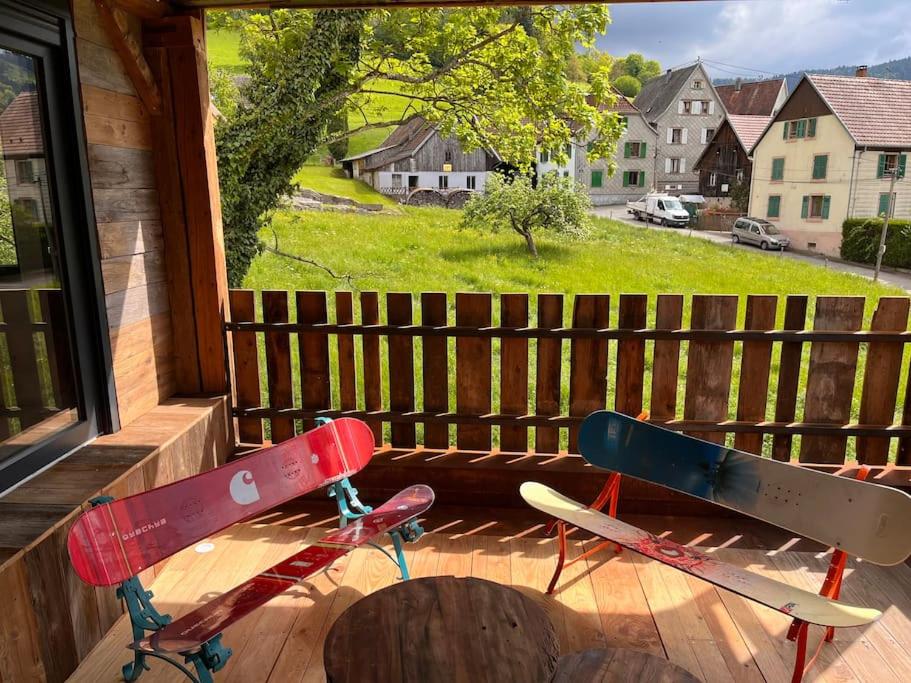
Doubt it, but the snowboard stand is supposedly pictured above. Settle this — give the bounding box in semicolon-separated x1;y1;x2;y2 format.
88;496;233;683
96;423;422;682
785;465;871;683
545;411;651;595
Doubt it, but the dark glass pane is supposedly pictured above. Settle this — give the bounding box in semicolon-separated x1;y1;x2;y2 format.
0;46;78;464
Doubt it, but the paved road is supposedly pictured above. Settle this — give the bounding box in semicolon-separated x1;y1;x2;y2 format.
592;205;911;293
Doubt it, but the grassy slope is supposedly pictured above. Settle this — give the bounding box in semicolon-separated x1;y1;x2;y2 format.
207;30;245;73
291;166;398;207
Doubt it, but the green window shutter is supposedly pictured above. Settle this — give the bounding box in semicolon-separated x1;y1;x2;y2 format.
586;141;594;153
879;193;891;217
639;171;645;187
624;142;631;158
622;171;629;187
591;170;603;188
808;118;817;137
900;154;907;178
801;195;809;218
796;120;807;138
812;155;828;179
783;122;789;139
767;195;780;218
772;158;784;180
877;154;886;178
640;142;647;158
821;195;831;219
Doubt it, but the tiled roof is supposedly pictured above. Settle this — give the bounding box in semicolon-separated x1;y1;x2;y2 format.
715;79;785;116
0;90;43;157
357;116;436;171
728;115;773;152
634;64;700;122
809;74;911;147
603;92;639;115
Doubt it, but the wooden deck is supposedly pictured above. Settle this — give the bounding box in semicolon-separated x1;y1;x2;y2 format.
70;504;911;683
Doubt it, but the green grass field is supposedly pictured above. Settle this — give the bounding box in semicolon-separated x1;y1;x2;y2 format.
207;30;245;73
242;204;905;458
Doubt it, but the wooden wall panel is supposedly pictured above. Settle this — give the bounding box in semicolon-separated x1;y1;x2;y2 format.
73;0;174;428
733;296;777;455
456;293;492;450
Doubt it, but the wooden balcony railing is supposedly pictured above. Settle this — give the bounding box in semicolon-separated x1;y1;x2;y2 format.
225;291;911;467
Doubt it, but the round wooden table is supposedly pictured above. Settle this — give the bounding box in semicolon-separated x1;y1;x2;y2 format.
324;576;559;682
552;648;701;682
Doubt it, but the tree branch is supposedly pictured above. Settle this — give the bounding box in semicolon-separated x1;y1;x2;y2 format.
265;227;360;287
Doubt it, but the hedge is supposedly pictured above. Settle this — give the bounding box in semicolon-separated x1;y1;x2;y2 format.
841;217;911;268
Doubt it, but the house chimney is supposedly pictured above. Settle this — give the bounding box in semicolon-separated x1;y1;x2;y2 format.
856;65;868;78
735;77;742;92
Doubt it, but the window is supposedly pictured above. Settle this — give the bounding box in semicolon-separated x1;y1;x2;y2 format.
0;19;114;491
15;159;35;183
565;143;573;157
668;158;684;174
444;149;453;163
562;170;569;178
878;192;896;217
623;170;645;187
784;117;817;140
586;141;594;153
540;150;549;163
736;169;744;183
812;154;828;180
619;116;628;129
682;100;692;114
693;79;703;89
771;157;785;181
466;175;476;190
708;172;717;186
438;175;448;189
767;195;781;218
408;175;419;188
878;153;907;178
701;128;714;144
624;141;647;158
670;128;684;144
591;170;603;188
391;173;402;188
801;194;831;219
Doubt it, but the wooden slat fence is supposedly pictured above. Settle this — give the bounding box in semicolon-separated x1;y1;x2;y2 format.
0;288;75;439
225;291;911;466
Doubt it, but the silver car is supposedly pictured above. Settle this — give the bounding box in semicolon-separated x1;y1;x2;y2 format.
732;217;790;251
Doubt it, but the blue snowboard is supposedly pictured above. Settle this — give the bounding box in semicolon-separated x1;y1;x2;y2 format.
578;410;911;566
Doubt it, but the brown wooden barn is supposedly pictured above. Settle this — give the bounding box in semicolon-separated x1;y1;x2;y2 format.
693;114;770;198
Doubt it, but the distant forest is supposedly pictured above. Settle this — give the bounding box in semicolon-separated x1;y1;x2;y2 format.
714;56;911;91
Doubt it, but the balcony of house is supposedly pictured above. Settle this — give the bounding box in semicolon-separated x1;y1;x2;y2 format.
67;289;911;682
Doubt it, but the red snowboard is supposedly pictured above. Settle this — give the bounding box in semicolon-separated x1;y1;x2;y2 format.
136;485;435;653
68;418;375;586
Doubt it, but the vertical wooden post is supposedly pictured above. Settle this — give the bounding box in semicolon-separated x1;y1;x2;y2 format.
615;294;648;418
500;294;529;453
387;292;416;448
421;293;449;449
144;15;230;395
455;293;492;451
535;294;564;454
772;296;808;461
734;295;777;455
568;294;610;452
649;294;684;422
263;290;294;443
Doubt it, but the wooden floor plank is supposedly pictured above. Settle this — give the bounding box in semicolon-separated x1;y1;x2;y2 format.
70;522;911;683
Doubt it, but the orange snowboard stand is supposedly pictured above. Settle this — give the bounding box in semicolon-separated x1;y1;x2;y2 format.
545;411;649;595
786;464;871;683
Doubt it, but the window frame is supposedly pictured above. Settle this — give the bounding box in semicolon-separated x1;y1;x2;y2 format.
590;169;603;188
812;154;828;180
0;0;116;492
771;157;785;181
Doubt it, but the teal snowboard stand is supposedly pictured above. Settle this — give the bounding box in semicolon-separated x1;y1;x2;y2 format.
89;496;232;683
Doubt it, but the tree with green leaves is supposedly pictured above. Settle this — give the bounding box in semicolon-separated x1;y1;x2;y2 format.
460;172;591;257
0;172;16;265
212;7;624;285
613;74;641;97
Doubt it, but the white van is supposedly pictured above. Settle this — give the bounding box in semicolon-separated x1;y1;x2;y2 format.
626;194;691;227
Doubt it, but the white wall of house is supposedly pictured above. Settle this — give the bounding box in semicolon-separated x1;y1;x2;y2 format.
376;170;489;192
578;114;658;205
749;114;855;255
848;149;910;219
537;143;575;181
652;65;724;194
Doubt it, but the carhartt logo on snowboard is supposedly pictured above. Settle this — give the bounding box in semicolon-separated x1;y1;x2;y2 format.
230;470;261;505
121;519;167;541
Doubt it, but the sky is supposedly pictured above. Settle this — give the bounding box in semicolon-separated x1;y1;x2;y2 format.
596;0;911;79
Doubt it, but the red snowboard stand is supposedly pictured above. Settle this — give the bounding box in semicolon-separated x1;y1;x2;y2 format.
785;464;871;683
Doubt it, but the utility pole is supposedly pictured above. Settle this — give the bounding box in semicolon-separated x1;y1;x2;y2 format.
874;167;901;282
